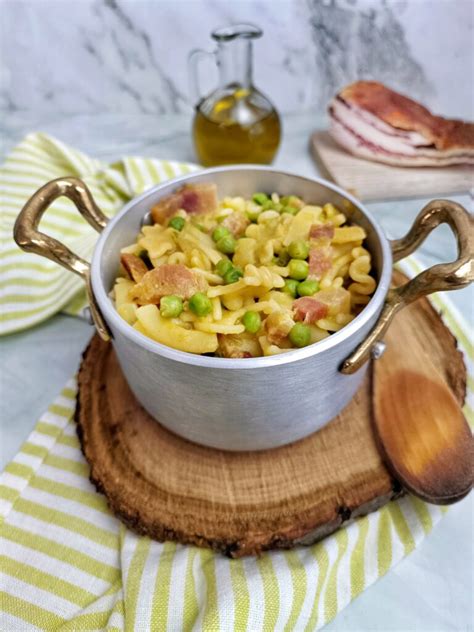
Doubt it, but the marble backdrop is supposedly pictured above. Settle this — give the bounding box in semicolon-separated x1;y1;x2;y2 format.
1;0;473;121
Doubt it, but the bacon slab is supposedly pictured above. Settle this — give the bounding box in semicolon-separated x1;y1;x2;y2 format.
328;81;474;167
132;264;206;305
293;298;328;324
120;253;148;282
151;183;218;224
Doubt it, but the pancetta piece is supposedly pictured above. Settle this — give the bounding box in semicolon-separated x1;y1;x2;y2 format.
221;211;250;237
131;264;206;305
329;81;474;167
309;224;335;241
293;297;328;324
120;253;149;282
308;223;334;280
151;183;218;224
308;249;332;279
293;288;351;324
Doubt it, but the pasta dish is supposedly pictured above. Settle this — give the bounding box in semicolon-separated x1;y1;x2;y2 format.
113;183;376;357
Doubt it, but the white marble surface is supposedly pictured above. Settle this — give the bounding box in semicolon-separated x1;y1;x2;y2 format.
1;0;473;120
1;110;473;631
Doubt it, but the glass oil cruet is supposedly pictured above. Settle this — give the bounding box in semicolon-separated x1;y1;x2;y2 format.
189;24;281;166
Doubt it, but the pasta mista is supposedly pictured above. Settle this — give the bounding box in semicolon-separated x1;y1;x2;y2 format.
113;185;377;357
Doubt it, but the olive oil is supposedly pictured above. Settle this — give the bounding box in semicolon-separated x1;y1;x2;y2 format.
193;87;281;166
190;24;281;166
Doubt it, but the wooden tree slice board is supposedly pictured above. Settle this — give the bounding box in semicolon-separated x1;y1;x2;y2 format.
310;131;473;201
76;272;466;557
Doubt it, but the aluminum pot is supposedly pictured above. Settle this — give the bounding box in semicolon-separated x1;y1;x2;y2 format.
14;166;473;450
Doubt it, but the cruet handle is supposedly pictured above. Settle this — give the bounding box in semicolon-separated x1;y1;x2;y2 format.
188;48;217;105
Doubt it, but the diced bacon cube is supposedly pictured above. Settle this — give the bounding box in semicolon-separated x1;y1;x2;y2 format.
132;264;206;305
120;253;148;282
221;212;250;237
308;223;334;280
309;223;335;240
151;183;218;224
293;297;329;324
308;246;332;279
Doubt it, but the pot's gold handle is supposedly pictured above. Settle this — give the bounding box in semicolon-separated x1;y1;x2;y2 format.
341;199;474;374
13;176;112;341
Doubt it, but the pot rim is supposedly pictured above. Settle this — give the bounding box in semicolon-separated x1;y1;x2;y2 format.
91;165;393;369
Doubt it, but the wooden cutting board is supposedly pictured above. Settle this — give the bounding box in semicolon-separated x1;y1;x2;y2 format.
75;272;466;557
311;131;473;201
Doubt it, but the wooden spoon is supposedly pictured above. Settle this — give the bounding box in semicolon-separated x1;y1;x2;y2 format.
373;303;473;505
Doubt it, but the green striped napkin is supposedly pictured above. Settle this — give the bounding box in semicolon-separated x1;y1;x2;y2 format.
0;132;197;334
1;134;473;630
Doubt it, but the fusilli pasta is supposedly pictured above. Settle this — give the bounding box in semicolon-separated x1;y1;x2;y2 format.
113;184;377;356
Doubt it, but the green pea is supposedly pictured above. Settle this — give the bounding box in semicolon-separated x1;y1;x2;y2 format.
242;310;261;334
223;267;243;284
160;295;183;318
289;322;311;348
288;259;309;281
297;279;319;297
188;292;212;317
288;240;309;260
282;278;299;298
168;216;185;231
246;208;261;222
212;225;231;242
216;235;236;255
281;195;302;208
261;200;275;211
252;192;269;205
216;258;233;277
276;250;290;266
